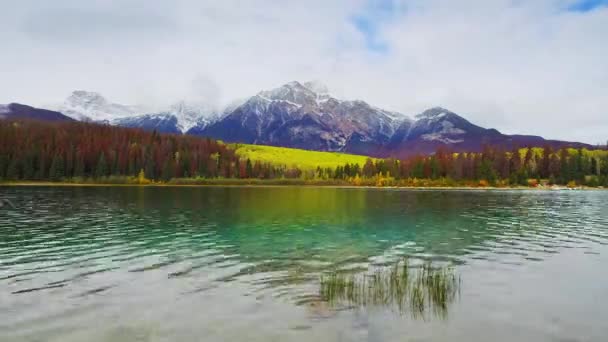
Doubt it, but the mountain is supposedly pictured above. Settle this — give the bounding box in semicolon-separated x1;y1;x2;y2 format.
0;103;74;122
113;101;219;134
59;91;139;122
5;82;591;157
195;81;590;156
383;107;590;156
112;113;182;134
59;91;218;134
196;81;405;155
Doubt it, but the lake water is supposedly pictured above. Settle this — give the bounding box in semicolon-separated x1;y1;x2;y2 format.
1;186;607;342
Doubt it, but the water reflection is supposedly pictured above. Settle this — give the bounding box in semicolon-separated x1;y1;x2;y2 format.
1;187;608;341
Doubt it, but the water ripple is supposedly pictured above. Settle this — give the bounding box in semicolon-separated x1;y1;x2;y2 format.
1;187;607;340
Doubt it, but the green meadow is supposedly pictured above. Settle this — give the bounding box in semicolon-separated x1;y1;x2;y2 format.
231;143;373;170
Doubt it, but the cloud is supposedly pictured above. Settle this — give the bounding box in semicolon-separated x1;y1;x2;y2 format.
0;0;606;144
21;3;177;43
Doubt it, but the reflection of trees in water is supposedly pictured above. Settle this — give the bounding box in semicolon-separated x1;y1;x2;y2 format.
319;259;460;320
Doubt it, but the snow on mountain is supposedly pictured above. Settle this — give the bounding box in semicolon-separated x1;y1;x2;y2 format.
303;80;329;95
60;91;139;122
166;100;219;133
57;90;221;134
113;113;181;134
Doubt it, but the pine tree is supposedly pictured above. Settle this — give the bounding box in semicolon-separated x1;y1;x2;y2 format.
74;157;85;179
144;156;155;180
0;154;7;179
49;154;65;181
95;153;108;179
478;159;497;185
6;158;20;180
161;159;173;182
22;153;35;180
35;157;44;180
362;158;375;178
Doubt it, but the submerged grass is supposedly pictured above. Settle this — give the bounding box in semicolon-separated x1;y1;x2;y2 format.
319;260;459;319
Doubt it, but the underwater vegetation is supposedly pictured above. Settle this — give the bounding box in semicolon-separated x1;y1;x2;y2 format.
319;260;460;319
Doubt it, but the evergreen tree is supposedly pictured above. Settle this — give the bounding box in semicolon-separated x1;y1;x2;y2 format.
22;153;35;180
95;153;108;179
49;154;65;181
161;159;173;181
246;158;253;178
362;158;375;178
35;156;46;180
478;159;497;185
74;156;85;179
144;156;155;180
6;158;20;180
0;154;7;179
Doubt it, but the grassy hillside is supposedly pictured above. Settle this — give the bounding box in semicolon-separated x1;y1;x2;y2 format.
232;143;373;170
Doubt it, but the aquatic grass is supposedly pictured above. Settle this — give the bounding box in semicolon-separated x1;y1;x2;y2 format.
319;260;459;319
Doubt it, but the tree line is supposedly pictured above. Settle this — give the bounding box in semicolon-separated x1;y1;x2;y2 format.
0;120;291;182
325;146;608;187
1;120;607;187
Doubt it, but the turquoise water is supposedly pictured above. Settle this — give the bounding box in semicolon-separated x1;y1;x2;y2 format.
1;187;607;341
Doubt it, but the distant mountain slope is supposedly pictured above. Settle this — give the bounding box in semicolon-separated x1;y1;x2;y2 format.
59;91;138;122
0;103;74;122
58;91;219;134
197;81;405;155
385;107;590;157
112;113;182;134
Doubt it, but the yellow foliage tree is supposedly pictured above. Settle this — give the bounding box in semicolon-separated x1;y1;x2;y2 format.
138;169;150;185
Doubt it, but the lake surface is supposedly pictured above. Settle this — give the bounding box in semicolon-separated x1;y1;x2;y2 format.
1;187;607;342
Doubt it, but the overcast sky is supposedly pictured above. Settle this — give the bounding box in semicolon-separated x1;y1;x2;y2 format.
1;0;607;144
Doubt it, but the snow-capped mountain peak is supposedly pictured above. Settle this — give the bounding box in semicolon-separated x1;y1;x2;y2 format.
167;100;218;133
61;90;137;122
415;106;452;119
303;80;329;95
254;81;339;110
258;81;317;105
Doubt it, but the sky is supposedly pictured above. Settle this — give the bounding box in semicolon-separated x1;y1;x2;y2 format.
1;0;607;144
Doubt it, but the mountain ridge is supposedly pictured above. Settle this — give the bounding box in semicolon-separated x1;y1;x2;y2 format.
0;82;592;156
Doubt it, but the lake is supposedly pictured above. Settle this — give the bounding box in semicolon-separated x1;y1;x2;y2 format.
1;186;607;341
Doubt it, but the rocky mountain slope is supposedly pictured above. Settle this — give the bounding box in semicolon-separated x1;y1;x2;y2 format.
196;81;404;155
384;107;588;157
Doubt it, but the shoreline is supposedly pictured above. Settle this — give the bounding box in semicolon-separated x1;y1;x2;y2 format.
1;181;604;191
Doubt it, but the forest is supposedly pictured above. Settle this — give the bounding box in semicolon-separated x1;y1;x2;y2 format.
1;120;607;187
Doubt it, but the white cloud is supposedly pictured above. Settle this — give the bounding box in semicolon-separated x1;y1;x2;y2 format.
0;0;606;144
